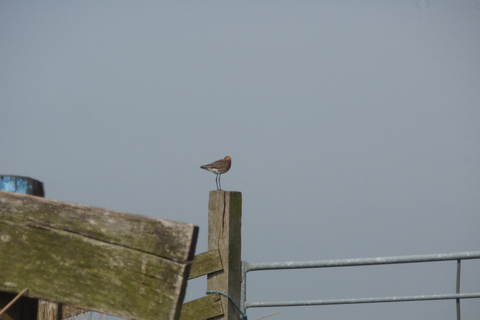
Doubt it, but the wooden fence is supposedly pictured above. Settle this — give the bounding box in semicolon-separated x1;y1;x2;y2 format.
0;175;242;320
5;175;474;319
0;176;199;320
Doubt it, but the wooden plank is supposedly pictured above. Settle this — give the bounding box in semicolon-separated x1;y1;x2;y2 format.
207;191;242;320
179;293;223;320
0;190;196;262
188;249;223;280
37;302;60;320
0;191;199;320
59;305;88;319
42;300;87;320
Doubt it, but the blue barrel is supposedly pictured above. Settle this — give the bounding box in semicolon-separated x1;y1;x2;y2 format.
0;175;44;196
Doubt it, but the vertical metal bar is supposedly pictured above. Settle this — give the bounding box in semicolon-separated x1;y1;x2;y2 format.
240;261;247;314
456;259;461;320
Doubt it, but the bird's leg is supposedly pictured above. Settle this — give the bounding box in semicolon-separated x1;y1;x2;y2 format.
218;174;222;191
215;174;219;190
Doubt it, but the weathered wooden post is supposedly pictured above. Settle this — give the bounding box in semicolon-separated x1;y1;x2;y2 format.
0;175;44;320
207;191;242;320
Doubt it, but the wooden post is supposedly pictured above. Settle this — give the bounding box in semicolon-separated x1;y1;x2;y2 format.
207;191;242;320
0;175;43;320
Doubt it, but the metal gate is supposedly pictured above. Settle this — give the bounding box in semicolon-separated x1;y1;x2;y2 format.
241;251;480;319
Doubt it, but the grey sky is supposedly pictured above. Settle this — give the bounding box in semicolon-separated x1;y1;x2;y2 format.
1;1;479;319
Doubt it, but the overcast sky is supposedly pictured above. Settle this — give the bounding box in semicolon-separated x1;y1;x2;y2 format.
1;1;479;319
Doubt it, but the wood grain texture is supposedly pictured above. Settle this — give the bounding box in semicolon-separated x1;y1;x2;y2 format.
207;191;242;320
58;305;88;319
0;191;199;320
0;191;197;262
179;293;223;320
188;249;223;280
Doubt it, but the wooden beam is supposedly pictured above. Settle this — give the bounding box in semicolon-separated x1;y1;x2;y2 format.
0;191;196;262
59;305;88;319
179;293;223;320
37;302;60;320
188;250;223;280
207;191;242;320
0;190;198;320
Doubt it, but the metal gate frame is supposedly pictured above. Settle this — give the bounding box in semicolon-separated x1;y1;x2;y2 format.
241;251;480;319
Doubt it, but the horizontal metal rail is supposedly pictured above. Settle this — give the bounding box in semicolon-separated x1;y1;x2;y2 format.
241;250;480;317
246;292;480;308
244;251;480;272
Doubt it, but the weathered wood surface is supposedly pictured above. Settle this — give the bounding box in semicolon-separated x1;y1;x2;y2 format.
188;249;223;280
37;301;61;320
0;190;199;320
207;191;242;320
179;293;223;320
39;303;89;320
59;305;88;319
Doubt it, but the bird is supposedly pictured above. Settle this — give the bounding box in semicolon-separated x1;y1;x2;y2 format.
200;156;231;191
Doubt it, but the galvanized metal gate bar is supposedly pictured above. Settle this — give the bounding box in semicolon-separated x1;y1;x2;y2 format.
244;251;480;272
245;292;480;308
240;251;480;318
